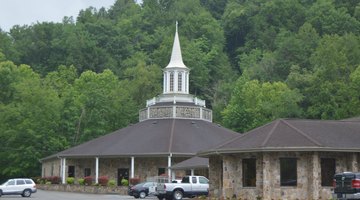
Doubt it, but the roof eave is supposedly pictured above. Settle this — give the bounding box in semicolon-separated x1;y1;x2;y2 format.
198;147;360;156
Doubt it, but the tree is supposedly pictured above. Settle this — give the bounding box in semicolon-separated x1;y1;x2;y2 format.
222;78;303;132
0;61;64;177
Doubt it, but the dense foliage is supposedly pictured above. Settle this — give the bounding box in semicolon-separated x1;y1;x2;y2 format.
0;0;359;179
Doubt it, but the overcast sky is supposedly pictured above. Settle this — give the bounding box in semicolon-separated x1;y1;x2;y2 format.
0;0;116;32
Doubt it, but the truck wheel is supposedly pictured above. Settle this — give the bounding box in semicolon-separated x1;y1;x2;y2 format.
173;190;183;200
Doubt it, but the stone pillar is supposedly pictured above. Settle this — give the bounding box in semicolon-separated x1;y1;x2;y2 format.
262;153;271;200
209;156;223;199
351;153;358;172
131;157;135;178
95;157;99;184
191;169;194;176
61;158;66;184
309;152;320;200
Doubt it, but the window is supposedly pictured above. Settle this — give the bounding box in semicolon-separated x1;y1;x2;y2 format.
16;179;25;185
192;177;197;183
199;177;209;184
84;168;91;177
170;72;174;92
280;158;297;186
185;170;191;175
321;158;335;186
182;177;190;183
178;73;182;92
158;168;165;176
25;180;33;184
243;158;256;187
7;180;15;185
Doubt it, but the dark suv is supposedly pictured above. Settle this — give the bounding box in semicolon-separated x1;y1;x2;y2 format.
333;172;360;200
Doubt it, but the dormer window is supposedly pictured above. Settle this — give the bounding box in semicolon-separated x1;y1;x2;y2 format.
170;72;174;92
178;72;182;92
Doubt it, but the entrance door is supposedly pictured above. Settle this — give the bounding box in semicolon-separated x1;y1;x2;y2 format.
68;166;75;177
117;168;129;186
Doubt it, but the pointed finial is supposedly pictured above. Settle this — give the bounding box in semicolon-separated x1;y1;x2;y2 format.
165;21;187;69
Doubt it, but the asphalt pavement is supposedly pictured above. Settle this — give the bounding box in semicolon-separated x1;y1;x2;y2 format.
0;189;158;200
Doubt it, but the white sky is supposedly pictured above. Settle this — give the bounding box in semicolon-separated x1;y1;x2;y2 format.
0;0;116;32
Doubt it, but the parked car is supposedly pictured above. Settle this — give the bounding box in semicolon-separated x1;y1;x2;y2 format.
0;178;37;197
156;176;209;200
128;181;156;199
333;172;360;200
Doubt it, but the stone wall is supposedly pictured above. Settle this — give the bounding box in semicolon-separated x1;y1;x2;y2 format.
37;184;128;195
210;151;360;200
42;158;62;177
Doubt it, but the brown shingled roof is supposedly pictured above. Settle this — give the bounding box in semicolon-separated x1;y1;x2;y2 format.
198;119;360;156
42;119;238;161
170;156;209;170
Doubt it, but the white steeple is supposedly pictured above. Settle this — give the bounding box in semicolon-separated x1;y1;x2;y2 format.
163;22;190;94
165;21;187;69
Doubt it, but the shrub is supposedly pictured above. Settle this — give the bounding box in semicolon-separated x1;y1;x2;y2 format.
121;178;129;186
108;179;116;187
98;176;109;186
78;178;85;185
129;178;140;186
44;176;61;184
45;181;52;185
66;177;75;184
84;176;93;185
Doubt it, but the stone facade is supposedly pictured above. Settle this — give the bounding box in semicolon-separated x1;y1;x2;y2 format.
209;151;360;200
42;156;190;185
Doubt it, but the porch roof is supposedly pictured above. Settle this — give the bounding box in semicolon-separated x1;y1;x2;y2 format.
170;156;209;170
198;118;360;156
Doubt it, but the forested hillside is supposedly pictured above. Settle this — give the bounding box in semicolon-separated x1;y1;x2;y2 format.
0;0;359;178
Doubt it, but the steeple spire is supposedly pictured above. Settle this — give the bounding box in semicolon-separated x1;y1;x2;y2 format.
166;21;187;69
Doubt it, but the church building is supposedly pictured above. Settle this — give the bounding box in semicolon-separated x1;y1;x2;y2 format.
40;23;238;185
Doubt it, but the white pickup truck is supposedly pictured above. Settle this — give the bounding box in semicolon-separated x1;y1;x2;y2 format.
155;176;209;200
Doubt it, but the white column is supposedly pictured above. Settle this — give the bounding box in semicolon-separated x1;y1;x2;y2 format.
163;72;166;93
191;169;195;176
131;157;135;178
182;72;186;93
186;72;189;93
167;71;171;92
61;158;66;184
95;157;99;184
168;154;172;182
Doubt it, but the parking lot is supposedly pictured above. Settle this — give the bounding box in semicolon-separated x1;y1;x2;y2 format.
0;189;158;200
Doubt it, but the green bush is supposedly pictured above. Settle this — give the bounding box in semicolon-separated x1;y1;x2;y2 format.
121;178;129;186
108;179;116;187
78;178;85;185
66;177;75;184
45;181;52;185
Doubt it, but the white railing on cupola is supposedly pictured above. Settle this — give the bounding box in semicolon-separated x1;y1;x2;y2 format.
139;105;212;122
146;96;206;107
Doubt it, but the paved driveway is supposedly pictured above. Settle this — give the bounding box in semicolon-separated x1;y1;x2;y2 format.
0;189;158;200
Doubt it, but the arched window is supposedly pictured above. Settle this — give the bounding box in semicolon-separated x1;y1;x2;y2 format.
178;72;182;92
170;72;174;92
